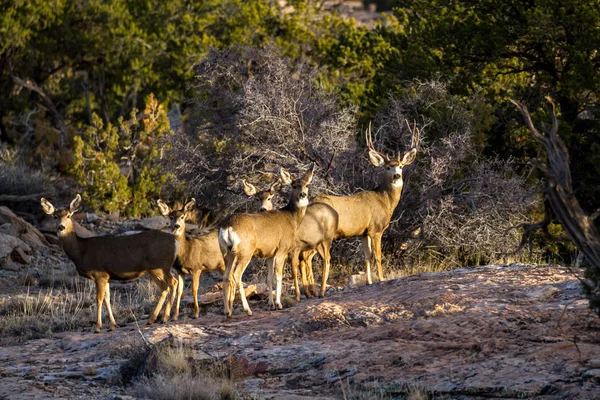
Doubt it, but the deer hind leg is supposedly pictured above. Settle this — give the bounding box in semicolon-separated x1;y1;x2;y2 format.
291;250;301;301
173;273;185;321
274;255;286;310
372;233;384;282
147;272;170;325
305;249;318;297
233;259;252;316
163;273;178;323
191;270;202;319
222;253;236;317
103;281;117;331
318;240;332;297
361;236;374;284
94;278;108;333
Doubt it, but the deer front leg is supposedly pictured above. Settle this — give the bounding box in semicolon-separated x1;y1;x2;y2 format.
162;274;177;323
275;255;285;310
173;273;185;321
266;257;275;310
372;233;384;282
191;270;202;319
94;278;107;333
318;241;332;297
361;236;373;285
103;281;117;331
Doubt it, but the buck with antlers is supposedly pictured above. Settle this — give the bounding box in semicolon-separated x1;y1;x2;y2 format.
40;194;178;333
314;121;419;294
244;176;338;301
219;165;314;317
157;198;225;320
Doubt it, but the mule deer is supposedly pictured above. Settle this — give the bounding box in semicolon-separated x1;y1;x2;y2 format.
315;122;419;293
157;198;225;320
242;179;282;212
219;165;314;317
40;194;178;333
244;177;338;301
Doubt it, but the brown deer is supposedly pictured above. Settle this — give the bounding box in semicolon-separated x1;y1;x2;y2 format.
242;179;282;212
157;198;225;320
40;194;178;333
243;177;339;301
219;165;314;317
314;122;419;294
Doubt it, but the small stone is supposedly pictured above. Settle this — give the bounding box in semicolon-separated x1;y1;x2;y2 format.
1;261;21;272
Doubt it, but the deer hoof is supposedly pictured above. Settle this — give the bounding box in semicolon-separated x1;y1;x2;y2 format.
94;326;101;334
245;309;253;316
276;303;283;310
109;324;116;331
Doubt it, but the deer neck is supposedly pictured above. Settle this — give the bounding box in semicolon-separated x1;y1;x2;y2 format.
59;231;82;263
376;178;404;215
282;201;308;228
173;231;188;256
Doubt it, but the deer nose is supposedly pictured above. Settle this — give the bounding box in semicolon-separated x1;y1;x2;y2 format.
174;224;180;230
58;225;65;232
393;173;401;180
259;207;268;212
299;192;307;199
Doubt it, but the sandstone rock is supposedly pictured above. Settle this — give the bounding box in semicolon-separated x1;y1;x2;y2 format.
11;246;31;264
0;206;49;248
136;216;168;230
0;232;29;259
0;223;18;237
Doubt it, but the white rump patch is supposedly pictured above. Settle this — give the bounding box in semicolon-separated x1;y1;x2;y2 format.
218;227;241;254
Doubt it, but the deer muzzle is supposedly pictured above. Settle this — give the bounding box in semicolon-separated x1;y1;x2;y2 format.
58;225;66;232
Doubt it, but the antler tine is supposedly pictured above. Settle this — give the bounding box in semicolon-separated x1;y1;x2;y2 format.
366;121;389;160
406;119;421;149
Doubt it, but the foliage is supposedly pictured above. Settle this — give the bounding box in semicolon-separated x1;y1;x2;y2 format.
69;94;172;216
0;159;56;198
374;81;540;267
167;46;358;213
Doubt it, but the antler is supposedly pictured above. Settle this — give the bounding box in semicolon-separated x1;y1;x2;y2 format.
405;119;421;150
365;122;389;161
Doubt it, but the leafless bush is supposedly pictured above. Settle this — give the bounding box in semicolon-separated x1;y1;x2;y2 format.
375;81;540;268
165;45;359;215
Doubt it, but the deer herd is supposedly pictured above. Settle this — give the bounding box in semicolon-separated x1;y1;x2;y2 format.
40;123;420;332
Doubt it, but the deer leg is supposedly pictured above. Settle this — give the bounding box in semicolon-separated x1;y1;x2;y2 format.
222;254;237;317
103;281;117;331
162;274;177;323
361;236;373;284
266;257;275;310
94;278;107;333
372;233;384;282
299;254;310;299
191;270;202;319
291;250;302;302
318;240;332;297
234;265;252;316
173;273;185;321
305;249;318;297
275;255;285;310
147;273;169;325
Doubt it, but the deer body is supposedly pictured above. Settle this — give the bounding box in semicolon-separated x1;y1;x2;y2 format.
157;199;225;319
219;166;314;317
314;122;419;293
41;195;178;333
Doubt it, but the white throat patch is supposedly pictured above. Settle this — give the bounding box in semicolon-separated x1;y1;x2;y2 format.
297;197;309;208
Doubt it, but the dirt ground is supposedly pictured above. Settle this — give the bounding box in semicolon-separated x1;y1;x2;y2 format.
0;263;599;399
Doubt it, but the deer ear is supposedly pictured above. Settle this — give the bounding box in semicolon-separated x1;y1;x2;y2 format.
302;163;315;185
279;168;292;185
242;180;257;196
184;198;196;212
157;200;171;216
40;198;55;215
69;194;82;214
270;180;282;194
401;148;417;166
368;150;386;167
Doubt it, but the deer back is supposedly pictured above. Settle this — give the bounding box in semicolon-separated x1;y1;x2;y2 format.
177;230;225;274
295;202;339;250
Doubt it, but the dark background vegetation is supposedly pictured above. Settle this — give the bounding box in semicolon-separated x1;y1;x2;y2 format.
1;0;598;275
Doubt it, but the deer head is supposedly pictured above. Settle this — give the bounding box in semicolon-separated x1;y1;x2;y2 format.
242;179;282;212
157;198;196;237
280;164;314;209
366;121;419;188
40;194;82;237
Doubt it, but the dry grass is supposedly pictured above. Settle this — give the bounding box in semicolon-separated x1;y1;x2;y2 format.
424;303;466;318
126;340;239;400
